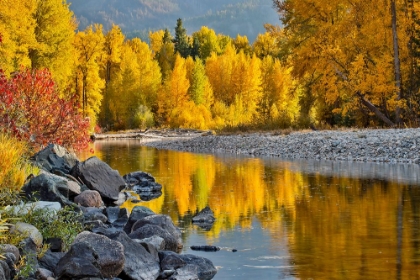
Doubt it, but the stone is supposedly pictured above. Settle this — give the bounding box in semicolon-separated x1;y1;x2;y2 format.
123;206;155;234
75;190;104;207
0;261;10;280
5;201;61;216
45;238;64;252
129;224;179;253
192;206;215;230
105;231;160;280
30;144;79;174
135;235;166;251
0;245;19;263
19;238;39;278
55;242;102;279
36;268;54;280
131;214;183;251
70;157;126;203
73;231;125;278
159;251;217;280
123;171;162;192
39;251;65;272
22;173;78;207
12;222;43;247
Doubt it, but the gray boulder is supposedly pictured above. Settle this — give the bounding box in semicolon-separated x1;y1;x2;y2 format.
123;206;155;234
105;231;160;280
129;224;179;252
11;222;43;247
123;171;162;192
73;231;125;278
131;215;183;252
159;251;217;280
135;235;166;251
22;173;78;207
31;144;79;174
70;157;126;203
0;260;10;280
55;242;102;279
38;250;65;272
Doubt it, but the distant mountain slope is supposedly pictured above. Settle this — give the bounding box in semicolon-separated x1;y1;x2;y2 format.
69;0;280;42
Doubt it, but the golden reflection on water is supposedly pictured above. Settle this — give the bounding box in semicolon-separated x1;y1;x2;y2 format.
79;140;420;279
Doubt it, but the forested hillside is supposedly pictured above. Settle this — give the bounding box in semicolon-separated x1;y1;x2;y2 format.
1;0;420;148
69;0;279;42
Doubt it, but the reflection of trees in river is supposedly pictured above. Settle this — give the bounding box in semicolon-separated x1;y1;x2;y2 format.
87;140;420;279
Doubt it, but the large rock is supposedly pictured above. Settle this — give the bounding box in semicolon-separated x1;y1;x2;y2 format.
123;206;155;234
70;157;126;203
159;251;217;280
123;171;162;192
39;251;65;272
74;190;104;207
105;231;160;280
131;215;183;252
22;173;78;207
73;231;125;278
31;144;79;174
129;224;179;252
55;242;102;279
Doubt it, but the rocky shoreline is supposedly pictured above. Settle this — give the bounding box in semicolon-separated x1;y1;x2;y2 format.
130;128;420;164
0;144;217;280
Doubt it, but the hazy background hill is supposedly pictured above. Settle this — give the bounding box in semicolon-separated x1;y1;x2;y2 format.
69;0;280;42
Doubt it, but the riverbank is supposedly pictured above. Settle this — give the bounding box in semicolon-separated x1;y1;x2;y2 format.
96;128;420;164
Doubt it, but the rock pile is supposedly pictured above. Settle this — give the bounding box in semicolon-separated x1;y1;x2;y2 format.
0;144;217;280
141;128;420;164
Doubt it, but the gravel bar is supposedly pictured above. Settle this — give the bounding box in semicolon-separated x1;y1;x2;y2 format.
138;128;420;164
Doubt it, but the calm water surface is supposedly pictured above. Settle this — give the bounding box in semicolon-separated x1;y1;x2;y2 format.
81;139;420;279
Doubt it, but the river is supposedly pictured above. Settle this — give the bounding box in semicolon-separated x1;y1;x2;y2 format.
80;139;420;279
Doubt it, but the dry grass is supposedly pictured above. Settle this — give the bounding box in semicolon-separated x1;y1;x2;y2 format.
0;134;38;191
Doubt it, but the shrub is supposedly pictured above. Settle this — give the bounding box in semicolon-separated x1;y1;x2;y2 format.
0;133;38;191
0;68;90;150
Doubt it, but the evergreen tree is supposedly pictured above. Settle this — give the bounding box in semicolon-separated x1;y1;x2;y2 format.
173;18;190;58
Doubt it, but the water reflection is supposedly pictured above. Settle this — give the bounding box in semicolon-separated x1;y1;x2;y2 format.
79;139;420;279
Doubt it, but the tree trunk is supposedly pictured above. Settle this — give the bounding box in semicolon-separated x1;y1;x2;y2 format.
391;0;403;124
356;92;395;126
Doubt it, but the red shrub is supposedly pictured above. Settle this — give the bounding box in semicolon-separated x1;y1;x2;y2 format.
0;68;90;150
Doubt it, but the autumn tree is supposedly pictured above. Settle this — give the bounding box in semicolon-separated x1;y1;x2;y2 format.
0;0;37;74
29;0;77;90
99;24;125;127
73;24;105;127
157;54;190;125
273;0;412;126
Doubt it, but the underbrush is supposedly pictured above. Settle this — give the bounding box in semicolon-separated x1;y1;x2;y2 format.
0;133;39;192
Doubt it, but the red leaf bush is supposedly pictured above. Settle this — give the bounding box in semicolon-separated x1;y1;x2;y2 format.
0;68;90;150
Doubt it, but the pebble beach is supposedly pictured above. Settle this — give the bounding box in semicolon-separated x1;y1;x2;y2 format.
137;128;420;164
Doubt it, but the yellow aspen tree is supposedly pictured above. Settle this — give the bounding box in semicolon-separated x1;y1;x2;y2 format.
156;29;175;80
205;43;236;105
99;24;125;127
192;26;221;60
73;24;105;127
157;54;190;126
0;0;37;74
149;30;165;57
29;0;76;90
129;38;162;115
233;35;252;56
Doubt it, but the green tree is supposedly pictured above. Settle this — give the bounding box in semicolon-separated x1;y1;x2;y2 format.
173;18;190;58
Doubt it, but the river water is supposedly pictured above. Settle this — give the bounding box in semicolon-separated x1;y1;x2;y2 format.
81;139;420;279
